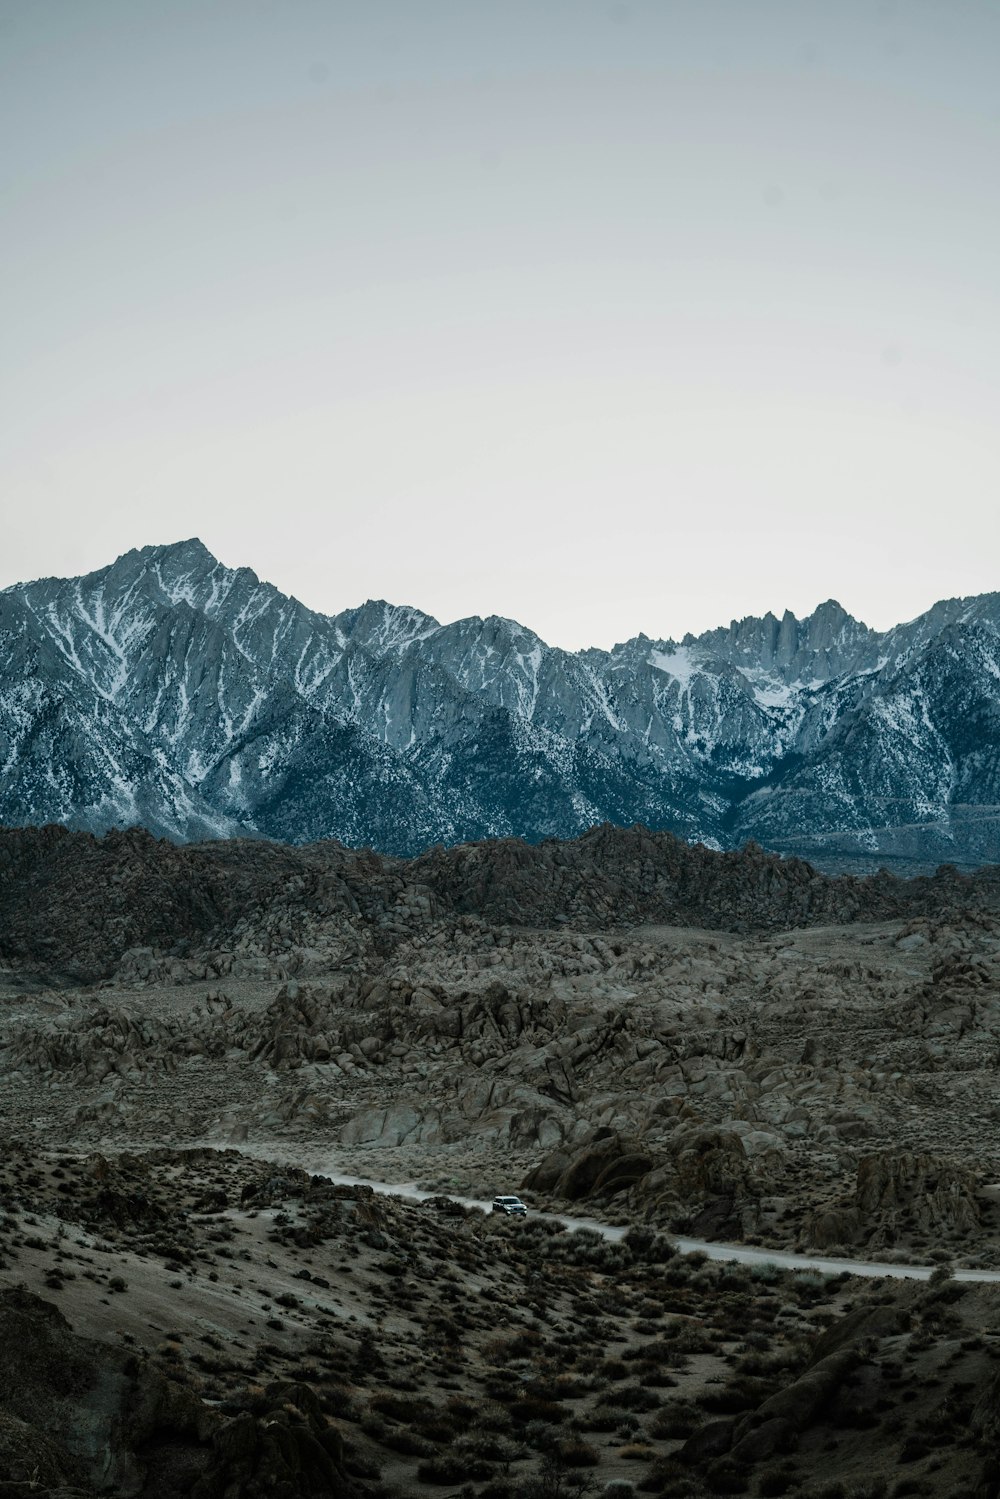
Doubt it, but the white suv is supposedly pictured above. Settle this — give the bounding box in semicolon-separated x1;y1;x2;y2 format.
492;1195;528;1217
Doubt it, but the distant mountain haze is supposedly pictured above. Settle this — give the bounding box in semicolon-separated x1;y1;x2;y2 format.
2;539;999;872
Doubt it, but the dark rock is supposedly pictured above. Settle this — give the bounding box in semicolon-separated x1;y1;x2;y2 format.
679;1417;736;1463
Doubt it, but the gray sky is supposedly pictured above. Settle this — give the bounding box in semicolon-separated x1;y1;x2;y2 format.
3;0;998;649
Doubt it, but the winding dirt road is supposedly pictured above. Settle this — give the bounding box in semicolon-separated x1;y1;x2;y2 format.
322;1170;1000;1284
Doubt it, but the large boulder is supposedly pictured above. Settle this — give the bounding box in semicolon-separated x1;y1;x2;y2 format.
523;1130;644;1201
524;1123;759;1239
340;1104;432;1146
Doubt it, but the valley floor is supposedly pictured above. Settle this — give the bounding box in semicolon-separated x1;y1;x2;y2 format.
4;840;1000;1495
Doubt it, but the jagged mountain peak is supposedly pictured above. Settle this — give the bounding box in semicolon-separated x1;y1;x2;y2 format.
332;598;440;652
809;597;851;620
679;597;877;687
436;612;545;649
42;539;250;627
140;536;218;567
105;537;228;588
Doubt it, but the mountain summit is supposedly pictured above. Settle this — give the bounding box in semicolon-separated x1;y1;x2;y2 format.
2;541;999;871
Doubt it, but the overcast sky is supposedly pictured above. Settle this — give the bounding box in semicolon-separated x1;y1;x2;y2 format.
2;0;998;649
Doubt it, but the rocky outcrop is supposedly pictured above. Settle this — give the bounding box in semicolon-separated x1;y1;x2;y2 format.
680;1348;862;1472
807;1150;982;1250
0;1286;355;1497
523;1129;646;1201
523;1124;762;1237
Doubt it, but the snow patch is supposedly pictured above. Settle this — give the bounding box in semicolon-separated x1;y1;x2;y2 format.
648;644;700;688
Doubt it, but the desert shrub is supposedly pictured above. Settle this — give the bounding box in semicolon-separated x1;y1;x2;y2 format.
757;1471;796;1497
484;1370;523;1399
697;1378;769;1415
604;1384;662;1413
416;1414;458;1444
830;1397;880;1431
624;1227;677;1261
648;1398;699;1439
322;1379;358;1415
379;1425;432;1456
557;1437;600;1467
341;1441;382;1481
636;1460;702;1496
484;1329;545;1363
360;1413;387;1442
523;1377;564;1403
793;1270;831;1294
898;1434;930;1464
580;1405;627;1434
659;1261;694;1288
511;1449;600;1497
520;1217;568;1242
704;1459;751;1495
368;1390;429;1422
222;1382;270;1415
470;1398;518;1432
464;1432;524;1464
554;1371;593;1397
737;1341;810;1378
445;1394;479;1420
511;1396;568;1427
417;1452;494;1483
663;1324;718;1356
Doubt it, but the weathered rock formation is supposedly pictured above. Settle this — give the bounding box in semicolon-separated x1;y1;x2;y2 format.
807;1150;982;1251
524;1125;766;1239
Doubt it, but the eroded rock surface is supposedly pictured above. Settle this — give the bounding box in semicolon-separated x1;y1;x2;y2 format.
3;828;1000;1264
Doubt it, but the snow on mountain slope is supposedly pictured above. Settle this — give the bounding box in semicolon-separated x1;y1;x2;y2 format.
3;539;1000;870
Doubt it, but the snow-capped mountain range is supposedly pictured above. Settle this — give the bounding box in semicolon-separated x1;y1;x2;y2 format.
3;538;999;871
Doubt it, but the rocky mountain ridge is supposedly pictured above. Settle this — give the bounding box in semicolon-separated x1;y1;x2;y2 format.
3;539;1000;868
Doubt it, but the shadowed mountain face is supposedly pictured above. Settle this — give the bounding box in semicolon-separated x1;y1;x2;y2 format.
3;539;1000;869
3;822;1000;984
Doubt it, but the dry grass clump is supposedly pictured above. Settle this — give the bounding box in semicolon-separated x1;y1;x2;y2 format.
647;1397;701;1440
696;1375;771;1415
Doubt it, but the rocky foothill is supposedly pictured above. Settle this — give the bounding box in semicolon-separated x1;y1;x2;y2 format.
4;823;1000;1495
4;821;1000;982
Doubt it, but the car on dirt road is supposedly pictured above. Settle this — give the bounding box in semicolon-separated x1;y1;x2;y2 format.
492;1195;528;1216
